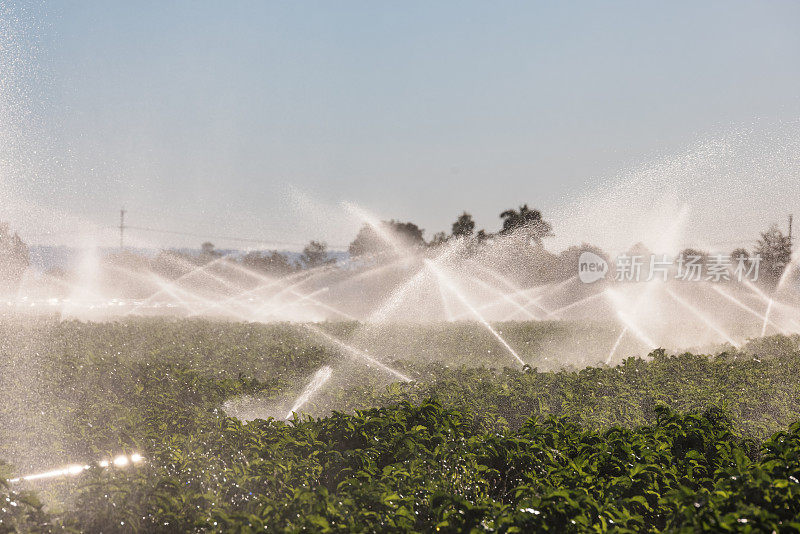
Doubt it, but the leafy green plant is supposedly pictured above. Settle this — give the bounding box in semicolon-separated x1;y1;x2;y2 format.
2;319;800;531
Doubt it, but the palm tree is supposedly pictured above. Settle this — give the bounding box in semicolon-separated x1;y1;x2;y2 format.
498;204;553;244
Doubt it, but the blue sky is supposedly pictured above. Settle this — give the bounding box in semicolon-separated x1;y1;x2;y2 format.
3;1;800;250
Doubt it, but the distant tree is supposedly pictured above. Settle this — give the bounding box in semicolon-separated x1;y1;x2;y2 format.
728;248;754;283
674;248;709;281
241;251;296;276
754;224;792;287
730;248;750;262
627;242;654;258
0;223;29;293
348;220;426;257
498;205;553;244
300;241;336;269
451;212;475;238
558;243;610;281
348;226;383;257
428;232;448;247
387;220;425;247
678;248;709;264
201;242;222;259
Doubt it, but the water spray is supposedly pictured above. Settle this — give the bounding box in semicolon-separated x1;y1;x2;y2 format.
8;453;144;484
664;287;740;347
739;279;794;336
255;287;330;321
302;324;412;382
603;288;658;363
425;260;526;367
342;202;407;257
466;275;539;321
546;291;605;319
710;284;785;333
469;264;549;319
285;366;333;419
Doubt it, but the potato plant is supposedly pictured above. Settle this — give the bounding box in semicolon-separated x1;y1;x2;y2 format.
1;319;800;532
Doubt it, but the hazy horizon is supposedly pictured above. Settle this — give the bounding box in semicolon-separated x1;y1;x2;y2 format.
1;1;799;253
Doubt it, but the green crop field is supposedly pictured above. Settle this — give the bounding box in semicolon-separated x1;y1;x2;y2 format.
2;319;800;532
4;0;800;530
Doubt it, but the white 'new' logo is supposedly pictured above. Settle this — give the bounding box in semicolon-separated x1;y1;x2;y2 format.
578;251;608;283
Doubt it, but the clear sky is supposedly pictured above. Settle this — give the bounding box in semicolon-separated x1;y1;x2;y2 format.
2;1;799;251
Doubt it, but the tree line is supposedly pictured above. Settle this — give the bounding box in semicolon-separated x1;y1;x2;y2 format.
0;205;794;290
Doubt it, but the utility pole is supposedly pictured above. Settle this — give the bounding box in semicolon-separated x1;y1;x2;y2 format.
119;207;126;249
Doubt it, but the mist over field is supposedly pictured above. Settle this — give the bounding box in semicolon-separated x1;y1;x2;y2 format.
2;2;800;532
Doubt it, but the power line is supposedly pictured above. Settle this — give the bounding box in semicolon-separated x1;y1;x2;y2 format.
23;210;791;253
23;224;349;250
21;224;764;251
119;207;126;249
24;228;112;238
124;225;349;249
